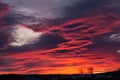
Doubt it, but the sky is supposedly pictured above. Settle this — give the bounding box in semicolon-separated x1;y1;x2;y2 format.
0;0;120;74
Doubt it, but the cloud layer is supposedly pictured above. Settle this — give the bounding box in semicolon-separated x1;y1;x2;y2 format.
0;0;120;74
1;0;79;19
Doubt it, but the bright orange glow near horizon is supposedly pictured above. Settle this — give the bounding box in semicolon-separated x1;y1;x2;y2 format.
0;48;119;74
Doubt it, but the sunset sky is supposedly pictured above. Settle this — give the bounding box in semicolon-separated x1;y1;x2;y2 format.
0;0;120;74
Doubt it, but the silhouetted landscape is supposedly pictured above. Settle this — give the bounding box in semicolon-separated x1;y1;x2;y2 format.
0;70;119;80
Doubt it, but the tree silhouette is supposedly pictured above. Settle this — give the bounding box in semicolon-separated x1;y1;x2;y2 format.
117;68;120;74
88;67;95;79
79;68;83;74
88;67;93;74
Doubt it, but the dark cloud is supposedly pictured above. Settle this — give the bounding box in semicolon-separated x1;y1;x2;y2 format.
3;13;22;26
35;34;68;49
3;12;41;26
1;33;68;53
0;57;29;66
54;50;74;53
63;0;107;19
0;31;10;50
0;58;12;66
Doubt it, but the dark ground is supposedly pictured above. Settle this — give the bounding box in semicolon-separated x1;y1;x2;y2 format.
0;71;119;80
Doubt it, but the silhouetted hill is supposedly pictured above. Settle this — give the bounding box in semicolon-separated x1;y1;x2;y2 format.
0;71;120;80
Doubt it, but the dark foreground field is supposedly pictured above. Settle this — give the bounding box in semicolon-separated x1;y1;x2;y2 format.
0;71;119;80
